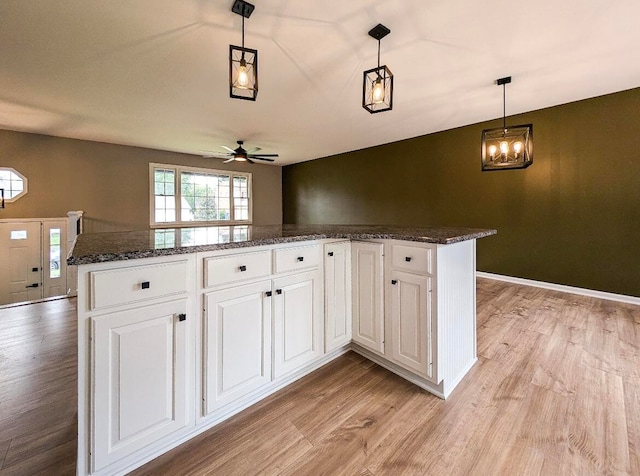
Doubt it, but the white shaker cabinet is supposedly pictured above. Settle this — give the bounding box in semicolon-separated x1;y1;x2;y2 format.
203;281;272;415
324;241;352;352
90;298;192;472
389;270;432;380
273;270;323;378
351;241;385;354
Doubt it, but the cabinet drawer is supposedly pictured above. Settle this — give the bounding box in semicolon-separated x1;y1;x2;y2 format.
204;250;271;288
391;244;432;275
274;244;320;274
90;260;188;310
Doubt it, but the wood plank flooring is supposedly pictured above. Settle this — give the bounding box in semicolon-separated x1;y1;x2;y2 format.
1;279;639;475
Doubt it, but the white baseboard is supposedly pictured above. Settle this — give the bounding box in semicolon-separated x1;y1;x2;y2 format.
476;272;640;306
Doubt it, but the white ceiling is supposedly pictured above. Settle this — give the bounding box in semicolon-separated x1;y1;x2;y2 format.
1;0;640;165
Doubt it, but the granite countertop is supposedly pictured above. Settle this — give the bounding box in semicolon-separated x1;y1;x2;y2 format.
67;224;497;265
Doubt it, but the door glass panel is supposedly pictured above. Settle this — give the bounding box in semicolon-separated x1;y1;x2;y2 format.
10;230;27;240
49;228;61;278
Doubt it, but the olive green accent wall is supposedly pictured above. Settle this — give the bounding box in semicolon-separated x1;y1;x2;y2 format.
0;130;282;232
283;87;640;297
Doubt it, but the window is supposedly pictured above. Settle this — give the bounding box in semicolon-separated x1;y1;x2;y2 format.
150;164;252;227
0;167;28;202
154;226;250;249
49;228;62;278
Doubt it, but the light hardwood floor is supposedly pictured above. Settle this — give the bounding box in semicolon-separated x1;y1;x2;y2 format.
1;279;638;475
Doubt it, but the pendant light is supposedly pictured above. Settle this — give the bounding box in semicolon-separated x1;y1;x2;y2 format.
229;0;258;101
363;24;393;114
481;76;533;171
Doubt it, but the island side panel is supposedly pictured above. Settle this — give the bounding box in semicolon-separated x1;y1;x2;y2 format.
436;239;477;397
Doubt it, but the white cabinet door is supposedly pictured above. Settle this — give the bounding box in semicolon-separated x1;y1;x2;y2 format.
351;241;385;354
389;270;432;379
324;242;352;352
91;299;191;472
203;281;272;414
273;270;323;378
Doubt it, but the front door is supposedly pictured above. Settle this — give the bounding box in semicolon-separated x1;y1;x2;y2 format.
0;222;43;304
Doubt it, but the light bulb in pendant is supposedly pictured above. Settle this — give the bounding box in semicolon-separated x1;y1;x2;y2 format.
488;145;497;159
513;141;522;157
499;141;509;156
372;78;385;103
237;58;249;89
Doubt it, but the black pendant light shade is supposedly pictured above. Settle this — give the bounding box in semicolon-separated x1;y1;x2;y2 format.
363;24;393;113
230;0;258;101
481;77;533;171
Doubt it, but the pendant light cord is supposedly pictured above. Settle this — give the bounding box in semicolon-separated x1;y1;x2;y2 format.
502;83;506;132
377;40;381;68
241;16;245;48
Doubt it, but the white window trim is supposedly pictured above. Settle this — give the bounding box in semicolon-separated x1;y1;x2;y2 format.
0;167;28;202
149;163;252;228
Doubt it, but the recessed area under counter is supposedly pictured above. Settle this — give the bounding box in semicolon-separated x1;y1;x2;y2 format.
70;224;496;476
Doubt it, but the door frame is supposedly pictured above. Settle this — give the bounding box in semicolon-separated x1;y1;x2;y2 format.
0;216;72;304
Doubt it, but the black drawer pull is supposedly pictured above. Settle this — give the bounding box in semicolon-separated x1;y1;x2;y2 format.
405;257;412;262
26;283;39;288
239;265;247;272
391;280;398;285
276;289;282;295
328;252;334;257
265;291;272;297
178;313;186;322
297;256;304;262
141;281;150;289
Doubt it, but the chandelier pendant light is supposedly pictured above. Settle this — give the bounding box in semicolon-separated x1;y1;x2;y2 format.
481;76;533;171
363;24;393;114
229;0;258;101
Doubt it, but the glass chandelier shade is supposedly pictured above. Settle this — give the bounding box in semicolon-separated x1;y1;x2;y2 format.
481;124;533;170
363;65;393;113
229;45;258;101
481;76;533;171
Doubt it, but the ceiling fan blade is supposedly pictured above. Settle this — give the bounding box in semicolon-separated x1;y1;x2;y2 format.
221;145;235;153
246;158;255;164
249;153;279;157
246;147;261;153
251;157;275;162
223;158;235;163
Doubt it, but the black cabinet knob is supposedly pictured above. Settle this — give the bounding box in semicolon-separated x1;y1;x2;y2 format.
405;257;412;262
328;252;334;257
265;291;272;297
297;256;304;262
178;313;186;322
276;289;282;295
239;265;247;272
391;280;398;285
141;281;150;289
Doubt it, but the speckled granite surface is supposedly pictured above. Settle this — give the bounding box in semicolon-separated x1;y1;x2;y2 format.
68;224;497;265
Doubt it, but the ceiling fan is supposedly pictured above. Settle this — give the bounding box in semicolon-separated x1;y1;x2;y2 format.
202;140;278;164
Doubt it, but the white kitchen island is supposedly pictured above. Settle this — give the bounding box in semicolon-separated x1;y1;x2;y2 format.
69;224;496;476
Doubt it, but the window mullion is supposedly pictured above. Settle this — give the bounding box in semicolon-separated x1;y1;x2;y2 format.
175;168;182;224
229;173;235;222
